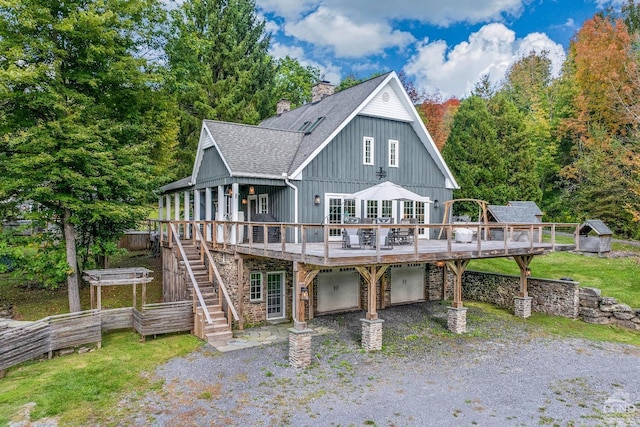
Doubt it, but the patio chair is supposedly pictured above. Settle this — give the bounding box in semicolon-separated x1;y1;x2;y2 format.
374;217;394;249
342;217;363;249
396;218;416;245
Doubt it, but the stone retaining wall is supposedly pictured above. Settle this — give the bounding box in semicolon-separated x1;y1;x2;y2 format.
579;287;640;331
461;271;580;319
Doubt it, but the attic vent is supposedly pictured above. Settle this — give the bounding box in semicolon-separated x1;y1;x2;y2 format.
300;116;324;134
382;91;390;102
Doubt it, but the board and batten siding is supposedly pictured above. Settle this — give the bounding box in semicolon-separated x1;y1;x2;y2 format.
195;146;230;187
298;115;452;226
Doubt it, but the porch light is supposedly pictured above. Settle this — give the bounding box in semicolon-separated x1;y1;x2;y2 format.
434;199;439;209
434;261;446;268
227;188;233;196
242;198;247;205
300;286;309;301
314;195;321;205
249;185;255;195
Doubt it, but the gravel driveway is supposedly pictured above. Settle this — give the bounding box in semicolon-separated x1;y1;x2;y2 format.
112;302;640;426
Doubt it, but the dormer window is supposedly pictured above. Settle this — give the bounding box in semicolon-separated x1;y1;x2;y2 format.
388;139;399;167
363;136;374;165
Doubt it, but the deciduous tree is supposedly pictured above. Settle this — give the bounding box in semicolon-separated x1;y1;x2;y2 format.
0;0;174;311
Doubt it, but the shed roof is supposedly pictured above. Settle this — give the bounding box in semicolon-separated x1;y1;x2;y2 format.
160;176;192;192
508;201;543;217
579;219;613;236
487;205;541;223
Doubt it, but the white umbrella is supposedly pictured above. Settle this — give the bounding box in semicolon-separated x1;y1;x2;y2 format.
351;181;428;202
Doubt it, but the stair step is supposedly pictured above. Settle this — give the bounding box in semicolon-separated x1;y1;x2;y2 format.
205;331;233;343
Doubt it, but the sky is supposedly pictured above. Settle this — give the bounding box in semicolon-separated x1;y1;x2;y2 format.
256;0;629;98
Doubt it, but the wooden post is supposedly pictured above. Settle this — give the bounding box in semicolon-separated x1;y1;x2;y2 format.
133;283;137;309
90;284;95;310
445;259;470;309
513;255;534;297
142;283;147;307
97;286;102;310
236;255;244;330
369;265;377;320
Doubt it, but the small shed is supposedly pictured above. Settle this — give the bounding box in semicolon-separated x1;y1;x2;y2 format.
578;220;612;256
487;203;542;242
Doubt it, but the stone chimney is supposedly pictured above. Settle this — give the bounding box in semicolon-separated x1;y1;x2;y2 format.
311;81;334;103
276;98;291;115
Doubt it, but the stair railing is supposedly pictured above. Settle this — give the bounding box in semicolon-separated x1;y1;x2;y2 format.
169;223;213;325
193;223;240;327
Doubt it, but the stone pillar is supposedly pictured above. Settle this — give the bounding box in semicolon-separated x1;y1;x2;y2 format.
514;296;533;318
361;318;384;351
289;327;313;368
447;307;468;334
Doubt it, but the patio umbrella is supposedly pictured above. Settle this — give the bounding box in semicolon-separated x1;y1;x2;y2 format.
350;181;429;201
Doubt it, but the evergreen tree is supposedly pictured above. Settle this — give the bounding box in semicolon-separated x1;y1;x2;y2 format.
165;0;275;179
0;0;174;311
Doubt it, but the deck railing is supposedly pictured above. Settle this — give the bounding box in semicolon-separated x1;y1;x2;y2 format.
157;220;580;262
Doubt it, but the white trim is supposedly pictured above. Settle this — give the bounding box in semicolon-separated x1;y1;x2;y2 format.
363;136;374;165
191;122;232;184
258;194;268;214
289;72;459;189
249;271;263;302
388;139;399;168
266;271;286;320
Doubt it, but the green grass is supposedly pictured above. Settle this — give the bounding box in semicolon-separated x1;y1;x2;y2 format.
0;331;202;426
470;250;640;307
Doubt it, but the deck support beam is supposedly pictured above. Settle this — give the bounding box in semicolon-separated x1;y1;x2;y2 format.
513;255;534;318
289;262;318;368
445;259;470;333
355;265;389;351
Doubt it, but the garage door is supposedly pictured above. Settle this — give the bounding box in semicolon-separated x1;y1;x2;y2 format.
316;270;360;313
391;266;425;304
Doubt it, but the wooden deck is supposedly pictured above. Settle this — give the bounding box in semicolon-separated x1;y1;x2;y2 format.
235;239;576;266
159;220;579;267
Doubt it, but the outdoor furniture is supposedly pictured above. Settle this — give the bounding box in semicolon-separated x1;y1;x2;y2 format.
374;217;394;249
392;218;416;245
342;217;363;249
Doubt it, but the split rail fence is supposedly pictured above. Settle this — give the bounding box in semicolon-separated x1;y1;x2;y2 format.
0;301;193;378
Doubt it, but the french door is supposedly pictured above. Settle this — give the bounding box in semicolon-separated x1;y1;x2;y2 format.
266;272;285;320
402;201;429;238
325;195;359;240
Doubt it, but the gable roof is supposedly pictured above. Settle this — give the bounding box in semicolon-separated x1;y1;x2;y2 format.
198;121;303;179
508;201;543;217
187;71;458;188
579;219;613;236
488;205;541;223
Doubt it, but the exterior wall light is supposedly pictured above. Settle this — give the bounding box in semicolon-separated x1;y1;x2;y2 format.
314;195;321;205
300;286;309;301
434;199;439;209
248;186;255;195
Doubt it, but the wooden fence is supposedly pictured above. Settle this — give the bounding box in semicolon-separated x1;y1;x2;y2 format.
0;301;194;377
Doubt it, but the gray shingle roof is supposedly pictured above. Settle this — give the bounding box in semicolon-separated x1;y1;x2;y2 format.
579;219;613;236
508;201;543;217
260;73;392;174
488;205;541;223
203;121;303;178
160;176;192;192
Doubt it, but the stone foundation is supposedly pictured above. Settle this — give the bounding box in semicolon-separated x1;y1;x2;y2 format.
288;327;313;368
360;318;384;351
447;307;468;334
514;296;533;318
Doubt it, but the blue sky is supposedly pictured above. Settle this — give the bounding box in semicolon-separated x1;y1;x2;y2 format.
256;0;628;98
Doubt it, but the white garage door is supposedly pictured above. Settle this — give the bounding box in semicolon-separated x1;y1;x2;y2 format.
391;266;425;304
316;270;360;313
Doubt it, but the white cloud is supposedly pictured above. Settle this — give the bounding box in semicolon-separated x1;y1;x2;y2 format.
284;7;415;58
404;23;566;98
257;0;523;27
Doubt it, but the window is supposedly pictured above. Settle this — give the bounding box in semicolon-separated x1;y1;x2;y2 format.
250;272;263;302
388;139;399;167
258;194;268;214
363;136;374;165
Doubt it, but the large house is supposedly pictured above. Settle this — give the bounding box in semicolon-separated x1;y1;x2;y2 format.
158;72;574;367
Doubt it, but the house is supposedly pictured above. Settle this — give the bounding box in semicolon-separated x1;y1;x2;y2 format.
160;72;457;240
157;73;577;367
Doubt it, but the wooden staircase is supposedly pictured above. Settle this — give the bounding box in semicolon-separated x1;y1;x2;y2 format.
179;242;233;343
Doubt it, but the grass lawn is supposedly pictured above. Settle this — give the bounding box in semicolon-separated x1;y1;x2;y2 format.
469;243;640;308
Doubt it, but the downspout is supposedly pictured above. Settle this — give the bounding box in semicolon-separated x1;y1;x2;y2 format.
283;173;299;244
